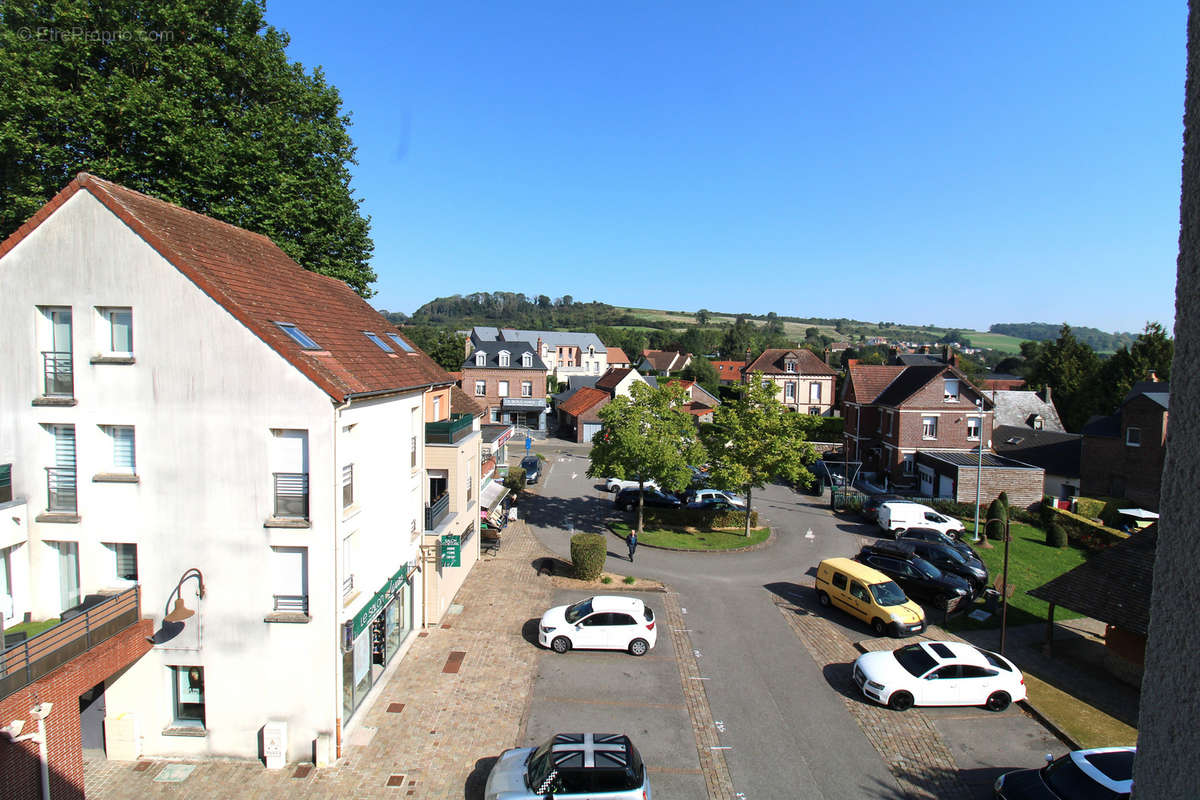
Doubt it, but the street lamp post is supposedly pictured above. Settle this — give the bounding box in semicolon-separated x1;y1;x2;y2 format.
973;399;984;543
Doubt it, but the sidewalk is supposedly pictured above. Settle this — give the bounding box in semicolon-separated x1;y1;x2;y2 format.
87;522;556;800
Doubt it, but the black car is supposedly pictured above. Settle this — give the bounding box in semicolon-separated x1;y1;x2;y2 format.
614;487;681;512
895;534;989;594
993;746;1134;799
856;543;972;610
520;455;541;484
900;525;980;561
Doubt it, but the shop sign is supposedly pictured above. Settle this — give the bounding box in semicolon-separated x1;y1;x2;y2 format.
441;534;461;567
352;565;410;637
494;425;514;448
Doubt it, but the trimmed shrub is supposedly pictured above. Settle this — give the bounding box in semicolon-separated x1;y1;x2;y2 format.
985;517;1006;541
503;467;526;494
1047;522;1068;548
1073;496;1108;519
986;498;1007;525
570;533;607;581
1099;500;1123;529
1047;506;1128;551
998;491;1010;512
1039;498;1056;528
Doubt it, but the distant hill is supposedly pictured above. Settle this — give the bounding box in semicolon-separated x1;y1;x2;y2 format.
989;323;1135;353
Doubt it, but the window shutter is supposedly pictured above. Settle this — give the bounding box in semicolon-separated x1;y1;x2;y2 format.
272;546;308;597
110;427;135;471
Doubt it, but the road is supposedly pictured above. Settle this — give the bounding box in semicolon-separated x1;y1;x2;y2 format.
520;441;1062;800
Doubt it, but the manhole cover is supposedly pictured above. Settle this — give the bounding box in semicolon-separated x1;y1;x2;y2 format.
154;764;195;783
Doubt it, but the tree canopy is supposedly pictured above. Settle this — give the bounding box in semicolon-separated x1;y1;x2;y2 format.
0;0;375;295
586;382;706;535
680;355;720;397
703;375;820;535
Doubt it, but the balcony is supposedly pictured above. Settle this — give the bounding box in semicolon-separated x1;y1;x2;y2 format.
273;472;309;519
425;491;450;531
425;413;473;445
45;466;77;513
1;587;142;701
42;351;73;397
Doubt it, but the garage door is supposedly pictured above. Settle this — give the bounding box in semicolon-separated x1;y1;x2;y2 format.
581;423;602;443
938;474;955;498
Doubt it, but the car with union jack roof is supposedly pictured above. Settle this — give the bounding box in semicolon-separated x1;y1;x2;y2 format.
484;732;651;799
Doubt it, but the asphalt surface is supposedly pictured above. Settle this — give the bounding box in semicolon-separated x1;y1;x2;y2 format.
521;442;1061;800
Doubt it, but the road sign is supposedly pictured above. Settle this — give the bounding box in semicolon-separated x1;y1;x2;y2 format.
525;435;533;452
440;534;461;567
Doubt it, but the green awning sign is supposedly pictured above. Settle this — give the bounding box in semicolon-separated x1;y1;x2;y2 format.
440;534;461;568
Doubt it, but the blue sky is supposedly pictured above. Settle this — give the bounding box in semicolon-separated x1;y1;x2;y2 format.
267;2;1185;334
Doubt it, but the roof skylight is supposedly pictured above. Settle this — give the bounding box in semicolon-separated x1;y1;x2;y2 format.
275;322;320;350
364;332;394;352
386;332;415;352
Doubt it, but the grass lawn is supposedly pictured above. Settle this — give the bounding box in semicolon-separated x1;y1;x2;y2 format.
945;521;1090;632
610;522;769;550
3;618;60;638
1022;673;1138;748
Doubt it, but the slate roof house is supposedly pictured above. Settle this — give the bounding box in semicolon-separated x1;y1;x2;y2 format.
743;348;838;416
461;341;550;430
1080;377;1169;511
470;327;606;381
989;388;1081;499
0;174;465;773
637;349;691;375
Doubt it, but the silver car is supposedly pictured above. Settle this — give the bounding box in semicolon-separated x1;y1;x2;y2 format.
485;733;651;799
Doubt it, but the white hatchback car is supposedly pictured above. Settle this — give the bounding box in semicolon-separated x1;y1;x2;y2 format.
539;596;657;656
604;477;658;493
852;640;1026;711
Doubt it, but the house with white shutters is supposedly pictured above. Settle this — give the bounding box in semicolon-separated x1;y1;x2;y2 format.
0;174;464;767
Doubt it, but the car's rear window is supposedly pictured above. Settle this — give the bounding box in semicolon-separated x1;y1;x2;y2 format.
1085;751;1134;782
893;644;938;677
643;606;654;623
971;645;1013;671
1045;756;1123;800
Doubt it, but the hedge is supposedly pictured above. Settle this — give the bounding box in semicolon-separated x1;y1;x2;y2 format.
1073;496;1124;520
808;417;845;443
643;507;759;529
570;533;607;580
926;499;1039;526
1045;506;1128;551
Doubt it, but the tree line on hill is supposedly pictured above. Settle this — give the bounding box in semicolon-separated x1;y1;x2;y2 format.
989;323;1136;353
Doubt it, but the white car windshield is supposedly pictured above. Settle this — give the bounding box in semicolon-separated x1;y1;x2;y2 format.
564;599;593;624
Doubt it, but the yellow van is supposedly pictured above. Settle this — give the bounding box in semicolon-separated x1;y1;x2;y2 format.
814;557;926;637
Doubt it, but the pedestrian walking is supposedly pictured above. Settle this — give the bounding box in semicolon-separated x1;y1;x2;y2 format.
627;531;638;562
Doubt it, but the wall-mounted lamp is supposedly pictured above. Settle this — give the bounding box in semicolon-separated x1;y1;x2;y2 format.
164;568;206;623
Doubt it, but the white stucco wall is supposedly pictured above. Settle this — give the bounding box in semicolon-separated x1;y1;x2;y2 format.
0;190;425;762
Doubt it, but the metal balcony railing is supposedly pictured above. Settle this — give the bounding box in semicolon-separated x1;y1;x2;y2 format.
425;491;450;530
342;574;354;598
273;472;309;518
273;594;309;614
425;413;474;444
45;467;77;513
0;587;140;701
42;351;73;397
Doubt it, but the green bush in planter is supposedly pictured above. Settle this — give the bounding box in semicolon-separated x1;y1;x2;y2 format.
570;533;607;581
1047;521;1068;548
998;491;1010;512
985;518;1006;541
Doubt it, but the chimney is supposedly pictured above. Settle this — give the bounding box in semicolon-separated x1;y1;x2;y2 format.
744;347;752;364
1146;370;1159;382
948;351;958;367
1041;385;1052;404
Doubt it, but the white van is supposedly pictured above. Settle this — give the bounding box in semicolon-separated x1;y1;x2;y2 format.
877;501;965;539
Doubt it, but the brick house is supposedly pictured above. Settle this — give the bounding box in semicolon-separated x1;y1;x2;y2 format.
1081;378;1169;511
461;341;550;430
841;361;1042;506
470;327;606;381
709;360;746;385
743;348;837;415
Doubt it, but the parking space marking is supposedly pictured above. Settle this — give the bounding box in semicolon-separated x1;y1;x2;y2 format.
538;695;687;711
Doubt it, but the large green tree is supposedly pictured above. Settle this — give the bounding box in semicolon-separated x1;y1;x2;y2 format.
0;0;375;295
703;375;820;535
1025;324;1103;431
681;355;720;397
586;382;706;535
401;326;466;372
1095;322;1174;414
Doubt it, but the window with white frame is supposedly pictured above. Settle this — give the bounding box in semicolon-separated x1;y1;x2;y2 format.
522;352;532;367
1126;426;1141;447
521;381;532;397
809;382;822;403
270;429;309;519
271;546;308;614
922;416;938;439
98;307;133;355
498;380;509;397
785;360;796;373
101;425;136;474
342;464;354;507
432;395;441;419
342;533;356;597
489;408;499;423
475;379;486;396
498;350;510;367
943;379;959;402
967;416;981;440
171;666;205;728
104;542;138;582
784;382;796;401
475;351;486;366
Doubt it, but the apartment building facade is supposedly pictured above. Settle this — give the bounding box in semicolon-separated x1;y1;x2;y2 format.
0;174;458;767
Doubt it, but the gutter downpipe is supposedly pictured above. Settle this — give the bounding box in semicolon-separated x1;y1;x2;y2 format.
332;393;352;761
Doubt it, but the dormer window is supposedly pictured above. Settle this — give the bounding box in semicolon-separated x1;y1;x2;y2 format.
943;379;959;402
588;345;595;357
1028;414;1044;430
275;322;320;350
498;350;510;367
785;360;796;373
475;352;486;367
364;332;394;352
521;352;532;367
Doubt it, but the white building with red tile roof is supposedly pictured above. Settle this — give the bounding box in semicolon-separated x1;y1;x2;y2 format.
0;174;463;764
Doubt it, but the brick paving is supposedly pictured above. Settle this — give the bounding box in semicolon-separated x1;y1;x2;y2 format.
771;589;973;800
84;519;733;799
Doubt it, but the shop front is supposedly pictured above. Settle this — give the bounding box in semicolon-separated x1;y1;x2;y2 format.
342;562;418;722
